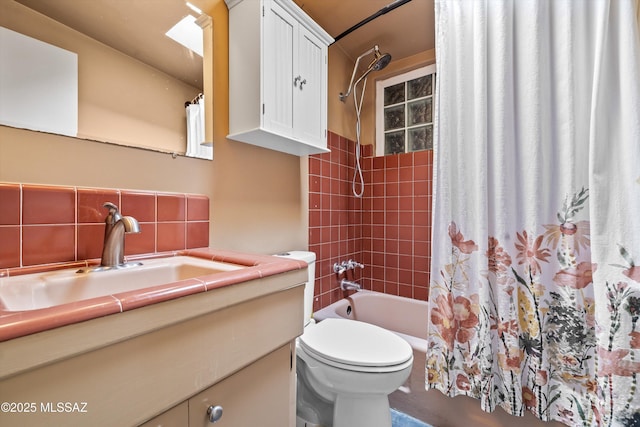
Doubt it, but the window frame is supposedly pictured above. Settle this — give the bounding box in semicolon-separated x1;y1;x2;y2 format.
375;63;436;157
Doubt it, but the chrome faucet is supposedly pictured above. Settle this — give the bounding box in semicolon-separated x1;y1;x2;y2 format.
333;259;366;275
340;279;361;291
100;202;141;268
77;202;142;273
346;259;365;270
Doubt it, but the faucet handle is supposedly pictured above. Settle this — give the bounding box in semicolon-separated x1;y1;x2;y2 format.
347;259;364;269
333;262;347;275
102;202;122;224
103;202;119;212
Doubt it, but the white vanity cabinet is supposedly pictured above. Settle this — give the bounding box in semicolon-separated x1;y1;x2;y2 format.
0;267;306;427
140;344;292;427
225;0;333;156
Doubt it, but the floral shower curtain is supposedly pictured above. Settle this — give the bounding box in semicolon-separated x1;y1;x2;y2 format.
427;1;640;426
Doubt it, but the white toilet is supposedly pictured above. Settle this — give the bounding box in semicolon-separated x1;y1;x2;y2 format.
275;251;413;427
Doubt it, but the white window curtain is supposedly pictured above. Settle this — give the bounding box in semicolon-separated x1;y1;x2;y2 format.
428;1;640;425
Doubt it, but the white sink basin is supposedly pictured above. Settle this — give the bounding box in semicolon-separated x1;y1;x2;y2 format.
0;256;244;312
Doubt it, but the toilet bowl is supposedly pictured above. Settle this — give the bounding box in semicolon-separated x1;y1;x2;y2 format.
298;318;413;427
275;251;413;427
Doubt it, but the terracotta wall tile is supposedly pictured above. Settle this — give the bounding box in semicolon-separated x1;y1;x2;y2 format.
414;164;430;181
187;195;209;221
23;185;75;225
187;222;209;249
0;226;20;268
399;153;413;167
125;223;156;255
77;188;120;223
77;224;105;260
157;222;186;252
121;191;156;222
414;195;431;211
0;183;20;225
23;225;75;265
157;194;186;221
414;286;429;301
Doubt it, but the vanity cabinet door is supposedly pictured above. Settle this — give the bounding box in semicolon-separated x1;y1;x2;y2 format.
188;344;293;427
139;402;188;427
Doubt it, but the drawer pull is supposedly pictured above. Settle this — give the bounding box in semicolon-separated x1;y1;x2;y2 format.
207;405;223;423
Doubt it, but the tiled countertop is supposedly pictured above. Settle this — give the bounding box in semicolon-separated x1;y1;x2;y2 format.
0;248;306;342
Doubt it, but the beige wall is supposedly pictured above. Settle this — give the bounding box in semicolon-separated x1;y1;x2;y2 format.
200;0;307;254
0;0;306;255
327;45;359;141
327;45;436;152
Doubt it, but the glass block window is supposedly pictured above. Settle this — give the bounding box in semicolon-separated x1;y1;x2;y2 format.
376;64;436;156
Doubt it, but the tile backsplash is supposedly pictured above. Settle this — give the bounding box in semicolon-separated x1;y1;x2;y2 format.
0;183;209;269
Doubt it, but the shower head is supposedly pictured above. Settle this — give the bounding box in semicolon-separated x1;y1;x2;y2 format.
339;45;392;102
369;48;392;71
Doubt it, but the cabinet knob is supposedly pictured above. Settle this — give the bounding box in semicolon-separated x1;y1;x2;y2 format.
207;405;223;423
299;78;307;90
293;76;301;87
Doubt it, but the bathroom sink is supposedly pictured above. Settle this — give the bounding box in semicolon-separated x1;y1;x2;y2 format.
0;256;244;312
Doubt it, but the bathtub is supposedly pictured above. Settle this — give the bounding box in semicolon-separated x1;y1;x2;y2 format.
313;291;429;422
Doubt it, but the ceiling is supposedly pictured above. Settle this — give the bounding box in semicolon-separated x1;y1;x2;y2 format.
13;0;434;88
294;0;434;63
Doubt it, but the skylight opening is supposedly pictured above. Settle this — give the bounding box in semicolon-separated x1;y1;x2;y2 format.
165;14;203;57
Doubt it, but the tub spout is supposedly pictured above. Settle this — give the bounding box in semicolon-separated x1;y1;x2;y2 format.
340;279;361;291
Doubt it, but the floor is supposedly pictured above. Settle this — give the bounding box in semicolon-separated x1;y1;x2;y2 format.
391;409;433;427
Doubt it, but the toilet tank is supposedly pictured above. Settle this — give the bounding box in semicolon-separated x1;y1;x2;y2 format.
274;251;316;327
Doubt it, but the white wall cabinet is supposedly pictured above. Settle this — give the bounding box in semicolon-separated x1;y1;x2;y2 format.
226;0;333;156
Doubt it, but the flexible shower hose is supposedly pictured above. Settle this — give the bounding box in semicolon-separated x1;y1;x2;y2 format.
352;77;367;198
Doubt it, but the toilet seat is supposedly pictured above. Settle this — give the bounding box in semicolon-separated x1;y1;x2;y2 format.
299;318;413;373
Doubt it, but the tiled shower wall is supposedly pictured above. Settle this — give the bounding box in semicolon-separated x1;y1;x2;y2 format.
309;131;433;311
0;183;209;270
361;149;432;301
309;132;364;310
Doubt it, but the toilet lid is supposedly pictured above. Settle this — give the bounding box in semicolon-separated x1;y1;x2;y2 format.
299;318;413;368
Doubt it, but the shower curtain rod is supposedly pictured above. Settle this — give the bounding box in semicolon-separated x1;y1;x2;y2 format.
185;92;203;108
331;0;413;43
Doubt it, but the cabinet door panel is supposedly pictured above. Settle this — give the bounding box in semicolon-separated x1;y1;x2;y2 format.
139;402;188;427
188;345;292;427
294;26;326;147
263;1;295;137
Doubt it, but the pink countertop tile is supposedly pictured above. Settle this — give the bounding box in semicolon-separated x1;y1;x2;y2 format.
0;248;306;342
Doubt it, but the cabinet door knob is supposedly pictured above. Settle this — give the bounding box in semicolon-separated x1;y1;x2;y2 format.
293;76;301;87
207;405;223;423
299;78;307;90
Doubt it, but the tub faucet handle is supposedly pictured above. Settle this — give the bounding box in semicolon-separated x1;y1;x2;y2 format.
333;262;348;275
347;259;364;269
